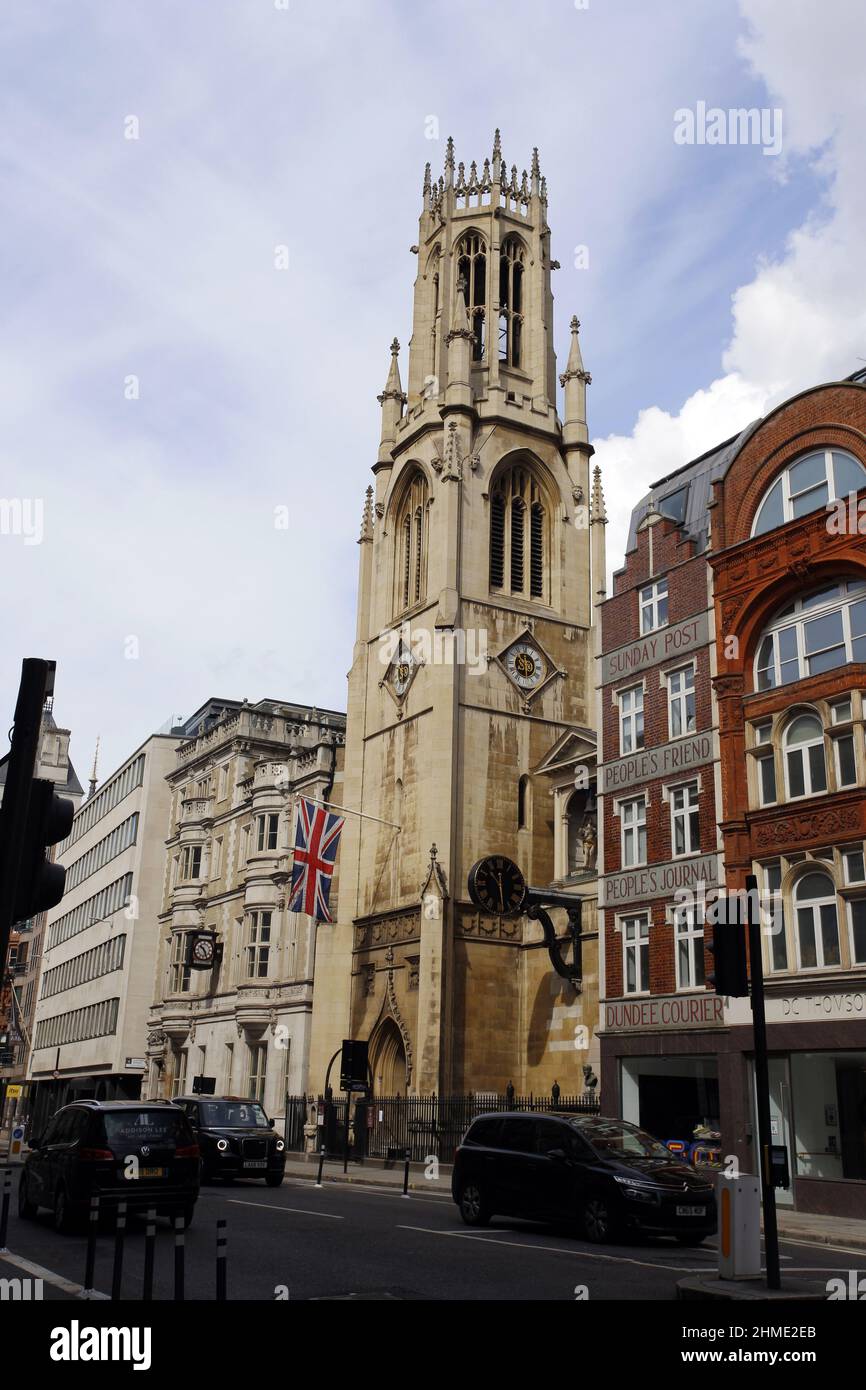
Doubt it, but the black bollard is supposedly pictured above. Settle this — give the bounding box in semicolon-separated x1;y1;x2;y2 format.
83;1195;99;1292
315;1147;326;1188
0;1169;11;1251
173;1214;185;1301
111;1202;127;1301
142;1208;156;1301
216;1218;227;1301
402;1154;410;1198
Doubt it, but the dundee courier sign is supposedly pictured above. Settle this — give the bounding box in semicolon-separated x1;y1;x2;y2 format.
601;611;710;686
600;731;714;795
602;993;725;1034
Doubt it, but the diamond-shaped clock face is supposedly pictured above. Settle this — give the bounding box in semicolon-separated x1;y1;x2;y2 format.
496;628;563;707
382;640;420;712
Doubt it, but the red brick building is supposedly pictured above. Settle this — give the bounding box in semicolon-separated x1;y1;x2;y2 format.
596;370;866;1217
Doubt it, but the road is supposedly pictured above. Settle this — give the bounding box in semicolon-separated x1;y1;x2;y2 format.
6;1170;866;1301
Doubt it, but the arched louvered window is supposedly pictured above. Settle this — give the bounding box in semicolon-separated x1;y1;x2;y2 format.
498;235;525;368
456;232;487;362
394;470;429;615
490;492;505;589
489;465;548;601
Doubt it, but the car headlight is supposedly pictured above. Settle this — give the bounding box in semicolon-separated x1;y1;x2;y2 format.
216;1139;229;1152
276;1140;285;1152
613;1175;660;1204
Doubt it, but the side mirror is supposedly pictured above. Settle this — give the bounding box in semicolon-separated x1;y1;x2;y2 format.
546;1147;567;1161
268;1118;275;1129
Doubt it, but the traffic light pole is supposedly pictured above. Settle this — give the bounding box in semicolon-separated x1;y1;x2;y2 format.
745;874;781;1292
0;660;54;966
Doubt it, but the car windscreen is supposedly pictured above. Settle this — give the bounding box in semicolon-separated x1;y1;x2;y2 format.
199;1102;269;1129
100;1110;189;1147
571;1118;672;1160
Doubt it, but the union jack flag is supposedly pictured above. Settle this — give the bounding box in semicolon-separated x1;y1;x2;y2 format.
288;797;345;922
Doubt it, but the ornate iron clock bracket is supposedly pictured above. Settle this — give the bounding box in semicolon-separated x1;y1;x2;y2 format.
525;887;584;990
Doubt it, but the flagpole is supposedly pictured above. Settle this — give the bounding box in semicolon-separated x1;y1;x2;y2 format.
301;794;401;832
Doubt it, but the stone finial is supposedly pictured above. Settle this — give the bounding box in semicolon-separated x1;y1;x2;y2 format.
591;465;608;524
359;485;374;542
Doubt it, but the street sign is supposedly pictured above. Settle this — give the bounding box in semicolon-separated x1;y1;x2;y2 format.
5;1084;22;1100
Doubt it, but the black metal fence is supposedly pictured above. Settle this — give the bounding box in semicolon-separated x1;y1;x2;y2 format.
283;1095;308;1151
313;1092;601;1163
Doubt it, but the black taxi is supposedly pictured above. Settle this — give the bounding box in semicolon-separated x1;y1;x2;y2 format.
174;1095;286;1186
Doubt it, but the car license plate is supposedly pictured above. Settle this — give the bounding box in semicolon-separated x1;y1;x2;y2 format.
140;1167;166;1178
676;1204;705;1217
244;1160;267;1169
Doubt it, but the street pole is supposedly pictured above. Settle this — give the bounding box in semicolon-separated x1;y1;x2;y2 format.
745;874;781;1291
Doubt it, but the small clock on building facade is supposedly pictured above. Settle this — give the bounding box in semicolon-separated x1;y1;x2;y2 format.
392;646;416;699
188;931;220;970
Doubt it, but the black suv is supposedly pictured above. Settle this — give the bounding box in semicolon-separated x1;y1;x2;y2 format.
19;1101;200;1232
175;1096;286;1186
452;1112;717;1245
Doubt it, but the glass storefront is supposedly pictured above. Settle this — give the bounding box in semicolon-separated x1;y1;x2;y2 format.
791;1050;866;1182
621;1056;719;1156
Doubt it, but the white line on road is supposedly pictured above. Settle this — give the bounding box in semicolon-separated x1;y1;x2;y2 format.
226;1199;344;1219
395;1225;709;1274
0;1249;110;1299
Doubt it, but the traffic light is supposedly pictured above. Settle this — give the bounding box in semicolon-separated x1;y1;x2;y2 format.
706;918;749;996
0;659;73;965
12;777;74;921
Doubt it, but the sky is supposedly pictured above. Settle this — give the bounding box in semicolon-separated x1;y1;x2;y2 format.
1;0;864;781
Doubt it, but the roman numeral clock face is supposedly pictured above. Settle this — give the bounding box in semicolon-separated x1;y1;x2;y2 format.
505;641;545;691
468;856;528;917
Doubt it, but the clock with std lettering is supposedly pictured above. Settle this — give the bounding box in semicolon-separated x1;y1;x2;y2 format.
505;640;546;692
189;932;216;969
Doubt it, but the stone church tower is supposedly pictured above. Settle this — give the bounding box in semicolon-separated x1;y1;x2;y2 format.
308;134;605;1097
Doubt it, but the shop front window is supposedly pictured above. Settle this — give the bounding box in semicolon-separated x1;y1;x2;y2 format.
791;1051;866;1182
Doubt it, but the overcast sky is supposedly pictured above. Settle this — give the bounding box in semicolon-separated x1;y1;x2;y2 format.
1;0;864;782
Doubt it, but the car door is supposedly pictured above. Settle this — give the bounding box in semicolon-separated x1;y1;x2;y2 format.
44;1109;77;1205
533;1118;581;1219
497;1116;542;1218
27;1114;59;1207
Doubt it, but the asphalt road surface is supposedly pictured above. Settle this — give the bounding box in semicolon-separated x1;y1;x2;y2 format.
7;1170;866;1301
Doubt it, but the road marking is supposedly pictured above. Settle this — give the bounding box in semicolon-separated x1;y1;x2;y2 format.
779;1238;866;1260
283;1179;451;1206
226;1199;343;1219
395;1225;707;1273
0;1250;109;1299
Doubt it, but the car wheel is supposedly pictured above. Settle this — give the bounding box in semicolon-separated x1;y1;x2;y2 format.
53;1186;76;1235
265;1172;283;1188
458;1182;490;1227
675;1233;708;1246
582;1196;614;1243
18;1175;38;1220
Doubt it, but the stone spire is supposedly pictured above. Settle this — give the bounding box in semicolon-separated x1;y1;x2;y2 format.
492;127;502;182
359;485;373;542
560;316;591;450
422;161;432;212
530;146;541;198
377;338;405;461
444;135;455;187
88;735;100;800
590;465;607;524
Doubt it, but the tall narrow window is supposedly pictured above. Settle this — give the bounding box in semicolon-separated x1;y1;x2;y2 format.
518;775;530;830
784;714;827;799
795;872;840;969
530;503;544;598
622;915;650;995
490;492;505;588
489;465;547;600
510;497;525;592
393;470;429;615
498;235;526;367
456;232;486;361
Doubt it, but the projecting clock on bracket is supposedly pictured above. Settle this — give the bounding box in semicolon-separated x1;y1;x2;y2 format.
495;627;565;710
188;931;221;971
380;639;422;718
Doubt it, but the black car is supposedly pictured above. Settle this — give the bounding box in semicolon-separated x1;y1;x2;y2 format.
175;1096;286;1186
18;1100;200;1233
452;1112;717;1244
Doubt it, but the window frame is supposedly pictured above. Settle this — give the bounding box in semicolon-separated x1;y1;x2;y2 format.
619;795;647;868
752;448;866;537
618;684;645;755
669;780;700;858
639;578;668;635
666;663;696;740
621;913;650;995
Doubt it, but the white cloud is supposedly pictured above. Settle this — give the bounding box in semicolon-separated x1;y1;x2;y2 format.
595;0;866;578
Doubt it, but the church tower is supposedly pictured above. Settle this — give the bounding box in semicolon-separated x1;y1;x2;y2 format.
309;133;604;1097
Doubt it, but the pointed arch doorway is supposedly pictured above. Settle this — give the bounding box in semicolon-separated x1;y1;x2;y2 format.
369;1017;408;1096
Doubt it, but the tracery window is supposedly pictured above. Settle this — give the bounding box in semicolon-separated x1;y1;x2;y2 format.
498;235;525;368
456;232;487;361
489;465;546;599
394;470;429;614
